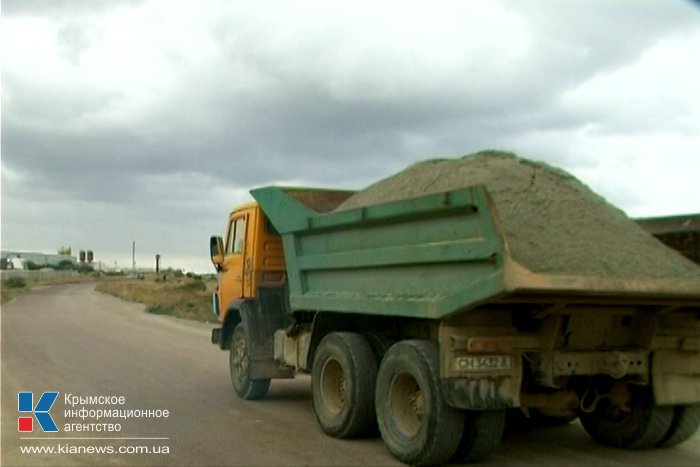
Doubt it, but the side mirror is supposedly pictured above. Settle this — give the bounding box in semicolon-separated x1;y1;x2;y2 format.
210;236;224;271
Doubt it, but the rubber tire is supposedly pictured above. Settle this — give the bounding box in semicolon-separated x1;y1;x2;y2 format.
579;385;673;449
364;333;395;364
657;404;700;447
452;410;505;463
375;340;464;466
311;332;377;438
229;322;270;400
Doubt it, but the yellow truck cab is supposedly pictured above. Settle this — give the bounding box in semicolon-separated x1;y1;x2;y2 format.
210;202;286;321
209;202;296;395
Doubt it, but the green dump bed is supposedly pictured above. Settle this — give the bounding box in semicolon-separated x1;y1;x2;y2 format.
250;186;700;319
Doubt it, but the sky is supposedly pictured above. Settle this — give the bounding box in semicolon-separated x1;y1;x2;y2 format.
2;0;699;273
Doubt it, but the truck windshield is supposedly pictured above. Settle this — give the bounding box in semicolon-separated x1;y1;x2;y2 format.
227;216;247;254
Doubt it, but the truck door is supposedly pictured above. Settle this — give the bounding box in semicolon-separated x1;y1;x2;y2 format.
219;213;248;310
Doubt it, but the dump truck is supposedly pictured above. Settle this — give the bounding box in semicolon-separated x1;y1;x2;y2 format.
637;214;700;265
209;181;700;465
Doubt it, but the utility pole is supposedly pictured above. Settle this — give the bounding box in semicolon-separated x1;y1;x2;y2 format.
132;241;136;271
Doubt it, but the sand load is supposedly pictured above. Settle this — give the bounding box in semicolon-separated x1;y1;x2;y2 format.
337;150;700;278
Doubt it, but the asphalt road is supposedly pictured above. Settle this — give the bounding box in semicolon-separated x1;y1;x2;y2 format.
2;283;699;466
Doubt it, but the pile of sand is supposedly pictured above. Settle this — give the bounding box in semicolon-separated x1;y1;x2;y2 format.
337;151;700;278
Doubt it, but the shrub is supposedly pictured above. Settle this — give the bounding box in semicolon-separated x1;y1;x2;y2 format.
3;277;27;288
146;304;170;315
177;281;206;292
57;260;74;270
76;263;94;274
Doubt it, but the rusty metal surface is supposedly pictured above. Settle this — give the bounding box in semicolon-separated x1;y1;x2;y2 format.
285;188;355;213
637;214;700;264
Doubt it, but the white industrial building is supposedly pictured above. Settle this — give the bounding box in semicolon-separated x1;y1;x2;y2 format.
0;250;77;270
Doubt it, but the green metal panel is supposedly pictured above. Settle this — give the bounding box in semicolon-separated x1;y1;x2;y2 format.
250;185;508;319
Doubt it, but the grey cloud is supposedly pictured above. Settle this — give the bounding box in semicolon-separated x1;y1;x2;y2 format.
56;19;100;64
2;0;146;16
3;0;699;270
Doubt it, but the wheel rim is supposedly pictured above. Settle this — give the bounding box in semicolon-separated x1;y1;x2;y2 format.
320;357;345;414
232;331;248;384
579;382;674;449
389;371;423;438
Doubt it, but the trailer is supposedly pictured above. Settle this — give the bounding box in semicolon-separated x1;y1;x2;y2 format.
210;184;700;465
637;213;700;265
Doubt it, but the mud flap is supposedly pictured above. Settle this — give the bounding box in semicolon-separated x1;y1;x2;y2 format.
239;292;295;380
653;350;700;406
211;327;222;345
444;375;520;409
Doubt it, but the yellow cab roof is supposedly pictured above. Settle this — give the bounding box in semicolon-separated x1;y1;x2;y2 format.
229;201;258;216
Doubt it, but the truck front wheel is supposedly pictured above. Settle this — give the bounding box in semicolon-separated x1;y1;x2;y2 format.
311;332;377;438
375;340;464;465
579;383;673;449
230;322;270;400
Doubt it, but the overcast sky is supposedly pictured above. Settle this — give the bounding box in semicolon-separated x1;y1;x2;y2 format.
2;0;699;273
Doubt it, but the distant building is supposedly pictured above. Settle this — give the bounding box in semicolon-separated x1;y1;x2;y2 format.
5;255;27;270
0;250;77;270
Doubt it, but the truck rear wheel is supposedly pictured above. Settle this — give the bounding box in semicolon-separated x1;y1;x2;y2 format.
657;404;700;447
230;322;270;400
375;340;464;465
311;332;377;438
451;410;505;463
363;333;394;364
579;383;673;449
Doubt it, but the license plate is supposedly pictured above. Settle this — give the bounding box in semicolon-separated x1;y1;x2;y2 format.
454;355;514;371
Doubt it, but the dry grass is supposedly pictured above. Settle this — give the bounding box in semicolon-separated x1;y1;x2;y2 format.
1;277;30;303
95;275;218;322
1;274;95;304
